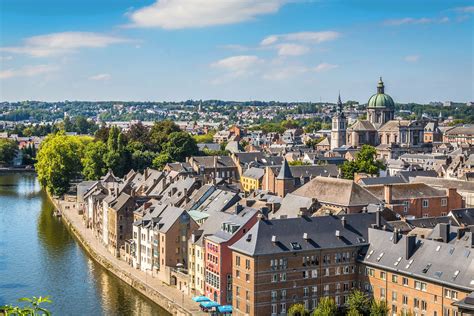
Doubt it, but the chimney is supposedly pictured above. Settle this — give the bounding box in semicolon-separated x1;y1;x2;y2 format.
184;188;190;204
447;188;457;198
235;204;243;214
257;213;265;221
456;227;466;240
341;216;346;228
271;235;277;244
384;185;393;204
405;235;417;260
303;233;309;240
439;223;450;243
470;232;474;248
144;168;149;179
393;229;399;244
375;210;381;229
298;207;308;217
261;207;269;218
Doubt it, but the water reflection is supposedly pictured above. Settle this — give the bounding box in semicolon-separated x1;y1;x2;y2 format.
0;173;168;315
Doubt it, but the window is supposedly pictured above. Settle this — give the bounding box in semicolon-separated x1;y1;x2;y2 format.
380;271;386;280
311;269;318;278
392;291;397;302
324;268;330;276
304;287;309;297
245;273;250;282
245;259;250;269
280;272;287;281
415;281;427;291
303;270;309;279
392;274;398;283
271;274;277;283
422;199;429;208
403;295;408;305
402;277;409;286
271;304;277;316
280;303;286;313
236;270;240;278
421;300;427;311
281;290;286;300
441;198;447;206
271;290;277;301
236;256;240;266
236;286;240;296
380;288;386;299
414;298;420;309
312;286;318;295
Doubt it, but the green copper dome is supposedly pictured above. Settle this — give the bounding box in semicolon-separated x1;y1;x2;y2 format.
367;77;395;109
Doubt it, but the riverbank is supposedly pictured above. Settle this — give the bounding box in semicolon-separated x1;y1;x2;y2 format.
0;167;35;174
48;195;205;316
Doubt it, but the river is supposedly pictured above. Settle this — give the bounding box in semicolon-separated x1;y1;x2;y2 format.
0;173;170;315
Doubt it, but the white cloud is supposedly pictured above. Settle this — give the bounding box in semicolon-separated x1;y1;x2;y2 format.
127;0;286;29
276;43;309;56
212;55;262;72
261;31;340;46
454;6;474;13
1;32;130;57
0;64;58;79
404;55;420;62
0;56;13;61
89;73;111;81
384;17;449;26
314;62;338;72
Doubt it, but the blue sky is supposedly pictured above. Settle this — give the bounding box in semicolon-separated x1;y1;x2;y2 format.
0;0;473;103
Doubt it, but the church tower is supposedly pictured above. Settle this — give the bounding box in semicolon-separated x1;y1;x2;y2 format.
367;77;395;128
331;93;347;150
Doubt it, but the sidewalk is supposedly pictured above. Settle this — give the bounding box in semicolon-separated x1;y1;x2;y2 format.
55;199;206;316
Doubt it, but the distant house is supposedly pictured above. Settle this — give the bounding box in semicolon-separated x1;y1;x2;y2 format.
365;183;464;218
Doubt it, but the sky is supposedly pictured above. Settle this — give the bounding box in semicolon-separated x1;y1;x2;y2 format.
0;0;473;103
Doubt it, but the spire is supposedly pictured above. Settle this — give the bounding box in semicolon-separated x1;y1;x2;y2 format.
337;91;343;113
377;77;385;94
277;158;293;180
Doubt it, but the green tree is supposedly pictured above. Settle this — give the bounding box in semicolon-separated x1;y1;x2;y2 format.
370;300;389;316
1;296;52;316
162;131;198;163
82;141;108;180
149;120;180;151
346;290;371;316
312;297;337;316
0;139;18;166
289;160;311;166
35;133;90;196
340;145;385;180
288;303;310;316
152;152;172;170
104;126;130;177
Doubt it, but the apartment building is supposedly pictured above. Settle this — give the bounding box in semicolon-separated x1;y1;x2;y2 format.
360;227;474;316
229;212;385;316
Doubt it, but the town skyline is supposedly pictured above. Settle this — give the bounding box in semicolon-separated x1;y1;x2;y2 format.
1;0;473;103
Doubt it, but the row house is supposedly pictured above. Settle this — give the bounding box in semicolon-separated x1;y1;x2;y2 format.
187;156;238;183
132;201;198;282
203;205;259;305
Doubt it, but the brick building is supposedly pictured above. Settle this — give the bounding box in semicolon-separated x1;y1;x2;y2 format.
365;183;464;218
360;226;474;316
229;212;386;316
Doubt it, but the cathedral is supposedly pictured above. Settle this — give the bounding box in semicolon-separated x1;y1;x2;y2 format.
331;78;429;159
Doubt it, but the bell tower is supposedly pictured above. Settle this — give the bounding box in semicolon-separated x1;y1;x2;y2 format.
331;93;347;150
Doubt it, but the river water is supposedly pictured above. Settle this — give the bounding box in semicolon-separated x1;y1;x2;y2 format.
0;173;170;315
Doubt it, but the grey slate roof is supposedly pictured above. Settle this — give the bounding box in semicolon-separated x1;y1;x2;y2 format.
230;212;386;256
277;159;293;179
359;176;407;186
450;208;474;226
242;167;265;180
207;207;259;244
362;228;474;292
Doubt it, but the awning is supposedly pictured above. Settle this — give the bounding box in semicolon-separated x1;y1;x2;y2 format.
192;296;211;302
217;305;233;313
200;301;220;309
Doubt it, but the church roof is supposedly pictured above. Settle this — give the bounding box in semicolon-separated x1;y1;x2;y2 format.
347;120;376;131
367;77;395;109
277;159;293;179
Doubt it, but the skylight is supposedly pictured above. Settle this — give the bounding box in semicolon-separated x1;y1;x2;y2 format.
422;263;432;273
376;252;384;262
394;257;402;266
405;259;414;269
453;270;460;280
290;242;302;250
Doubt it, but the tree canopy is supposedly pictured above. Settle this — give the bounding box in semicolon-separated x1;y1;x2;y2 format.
0;139;18;166
340;145;385;180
